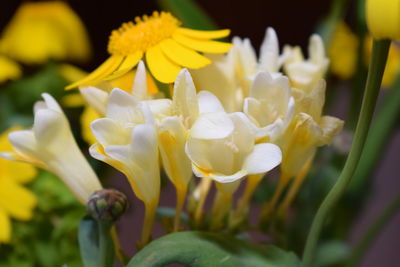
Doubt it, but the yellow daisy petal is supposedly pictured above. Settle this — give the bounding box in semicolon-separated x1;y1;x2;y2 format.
0;179;37;220
5;161;37;184
0;208;11;243
146;44;181;83
104;51;143;80
160;39;211;69
176;28;230;39
173;32;232;53
65;55;123;90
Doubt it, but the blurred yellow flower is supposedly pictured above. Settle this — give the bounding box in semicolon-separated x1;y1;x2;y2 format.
328;22;358;79
329;21;400;87
0;1;91;64
66;11;232;88
0;127;37;243
0;55;21;83
366;0;400;41
365;37;400;87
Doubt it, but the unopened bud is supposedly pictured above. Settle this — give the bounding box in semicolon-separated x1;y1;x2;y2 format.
87;189;128;222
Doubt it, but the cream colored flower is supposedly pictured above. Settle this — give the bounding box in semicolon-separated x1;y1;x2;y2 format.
243;71;295;140
0;94;102;204
89;88;159;244
277;80;344;177
191;27;285;113
186;112;282;183
283;35;329;91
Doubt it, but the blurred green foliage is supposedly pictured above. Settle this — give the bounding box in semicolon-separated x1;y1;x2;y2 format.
0;171;85;267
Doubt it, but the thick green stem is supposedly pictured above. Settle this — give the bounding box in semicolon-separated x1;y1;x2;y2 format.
301;39;391;267
347;194;400;266
99;222;114;267
349;75;400;194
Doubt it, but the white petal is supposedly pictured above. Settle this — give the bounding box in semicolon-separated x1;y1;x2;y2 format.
197;90;225;114
33;101;47;114
146;99;173;121
132;61;148;100
190;112;233;140
91;118;130;146
33;109;66;146
259;27;279;72
309;34;326;64
8;130;40;161
106;88;144;124
172;69;199;127
42;93;62;112
244;143;282;174
79;86;108;116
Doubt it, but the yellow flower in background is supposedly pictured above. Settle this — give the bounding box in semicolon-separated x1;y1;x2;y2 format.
328;21;358;79
0;55;21;83
0;1;91;64
365;37;400;87
66;11;232;88
328;21;400;87
366;0;400;41
0;127;37;243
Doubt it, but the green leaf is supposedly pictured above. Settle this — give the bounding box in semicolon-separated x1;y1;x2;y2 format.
128;231;300;267
78;217;114;267
157;0;218;30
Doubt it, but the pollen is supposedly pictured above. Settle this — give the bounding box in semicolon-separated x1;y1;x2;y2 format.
108;11;181;55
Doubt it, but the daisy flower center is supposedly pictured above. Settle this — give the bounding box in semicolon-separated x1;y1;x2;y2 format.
108;11;181;55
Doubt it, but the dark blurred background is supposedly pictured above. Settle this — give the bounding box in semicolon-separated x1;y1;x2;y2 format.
1;1;400;267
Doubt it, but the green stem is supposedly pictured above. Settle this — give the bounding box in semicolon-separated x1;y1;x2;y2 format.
301;39;391;267
349;75;400;194
347;194;400;266
99;222;114;267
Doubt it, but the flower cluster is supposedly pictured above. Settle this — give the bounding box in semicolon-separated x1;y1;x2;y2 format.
1;24;343;246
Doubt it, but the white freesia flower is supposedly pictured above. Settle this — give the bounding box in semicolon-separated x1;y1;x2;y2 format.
89;88;159;244
277;80;344;177
283;34;329;91
190;27;285;113
244;71;295;140
0;94;102;204
186;112;282;183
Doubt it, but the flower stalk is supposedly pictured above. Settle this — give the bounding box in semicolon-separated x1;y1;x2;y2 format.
301;39;391;266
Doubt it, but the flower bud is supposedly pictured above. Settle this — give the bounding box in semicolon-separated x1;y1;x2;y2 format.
87;189;128;222
366;0;400;41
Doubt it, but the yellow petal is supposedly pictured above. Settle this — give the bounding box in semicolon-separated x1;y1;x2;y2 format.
160;39;211;69
65;55;123;90
81;107;100;145
173;32;232;53
0;208;11;243
5;161;37;184
104;51;143;80
0;179;37;220
146;44;181;83
61;93;85;108
0;56;21;83
176;28;230;39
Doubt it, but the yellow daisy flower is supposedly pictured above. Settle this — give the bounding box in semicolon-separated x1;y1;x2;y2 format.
0;127;37;243
66;11;232;88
